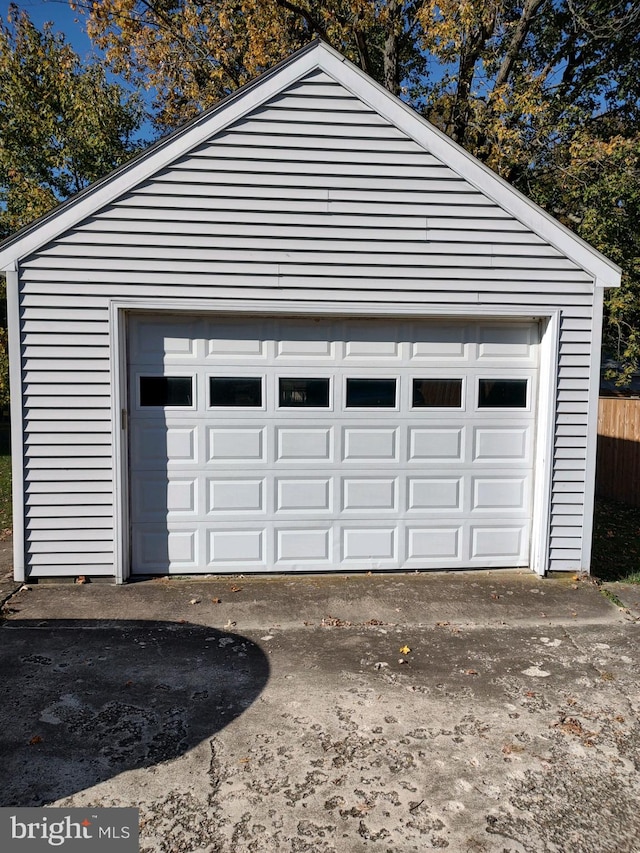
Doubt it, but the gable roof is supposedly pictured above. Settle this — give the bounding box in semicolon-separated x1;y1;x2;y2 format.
0;39;621;287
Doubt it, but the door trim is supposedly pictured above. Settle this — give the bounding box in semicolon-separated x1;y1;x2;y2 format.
111;297;559;582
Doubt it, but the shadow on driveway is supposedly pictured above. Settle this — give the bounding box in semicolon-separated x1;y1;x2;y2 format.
0;620;270;806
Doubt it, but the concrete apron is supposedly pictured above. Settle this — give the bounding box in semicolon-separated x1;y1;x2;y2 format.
1;570;639;853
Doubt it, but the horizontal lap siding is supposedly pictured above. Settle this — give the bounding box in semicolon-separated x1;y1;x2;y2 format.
18;69;594;575
20;307;113;573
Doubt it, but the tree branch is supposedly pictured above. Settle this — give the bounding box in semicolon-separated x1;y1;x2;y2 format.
494;0;547;89
274;0;329;41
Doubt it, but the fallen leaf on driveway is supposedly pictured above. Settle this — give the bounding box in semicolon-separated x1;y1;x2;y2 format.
399;645;411;655
211;597;221;604
502;743;524;755
189;598;201;605
552;716;598;744
29;735;42;745
75;576;86;585
230;586;243;593
322;615;352;627
464;669;479;676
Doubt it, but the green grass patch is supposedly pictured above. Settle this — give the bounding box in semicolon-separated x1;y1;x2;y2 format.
0;423;10;537
600;587;626;608
592;498;640;583
0;456;10;536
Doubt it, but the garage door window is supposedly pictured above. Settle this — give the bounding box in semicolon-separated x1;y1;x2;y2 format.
478;379;528;408
210;377;262;407
279;378;330;407
139;376;193;407
346;378;397;408
413;379;462;408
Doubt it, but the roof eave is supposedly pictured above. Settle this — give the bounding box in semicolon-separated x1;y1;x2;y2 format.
0;38;622;288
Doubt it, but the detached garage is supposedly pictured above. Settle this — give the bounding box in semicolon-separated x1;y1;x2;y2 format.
0;40;620;582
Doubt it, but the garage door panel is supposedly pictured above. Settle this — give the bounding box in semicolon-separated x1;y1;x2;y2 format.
471;524;528;561
408;477;462;511
276;426;333;461
275;322;335;358
129;316;538;573
344;322;401;360
477;324;537;362
132;475;198;518
130;423;199;466
276;477;333;511
208;426;266;461
342;477;397;511
207;321;268;357
342;526;397;561
208;478;265;513
133;525;199;571
208;529;266;565
410;323;468;360
406;526;461;560
131;319;198;361
409;427;464;461
473;426;531;462
276;528;332;563
472;477;528;511
343;427;397;461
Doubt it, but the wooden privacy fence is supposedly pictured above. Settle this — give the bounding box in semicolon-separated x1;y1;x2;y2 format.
597;397;640;506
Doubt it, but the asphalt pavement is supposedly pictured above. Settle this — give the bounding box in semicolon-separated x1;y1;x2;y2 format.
1;564;639;852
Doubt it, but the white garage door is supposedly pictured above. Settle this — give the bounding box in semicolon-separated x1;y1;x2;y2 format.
128;315;539;574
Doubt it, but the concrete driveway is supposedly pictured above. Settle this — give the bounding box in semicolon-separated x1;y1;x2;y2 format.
1;569;639;853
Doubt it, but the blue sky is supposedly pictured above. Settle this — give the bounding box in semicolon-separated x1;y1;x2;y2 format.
11;0;94;56
11;0;157;139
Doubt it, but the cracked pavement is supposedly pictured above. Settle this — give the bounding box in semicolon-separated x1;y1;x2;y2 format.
1;570;639;852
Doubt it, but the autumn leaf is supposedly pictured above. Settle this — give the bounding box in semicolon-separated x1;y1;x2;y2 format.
29;735;42;745
399;645;411;655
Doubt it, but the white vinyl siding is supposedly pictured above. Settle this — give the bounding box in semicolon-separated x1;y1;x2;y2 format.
16;69;596;575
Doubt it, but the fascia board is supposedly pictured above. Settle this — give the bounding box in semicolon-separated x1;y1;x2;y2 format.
0;47;321;269
316;47;622;289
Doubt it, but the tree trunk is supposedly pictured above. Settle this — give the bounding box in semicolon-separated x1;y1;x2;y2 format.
383;0;401;96
494;0;547;89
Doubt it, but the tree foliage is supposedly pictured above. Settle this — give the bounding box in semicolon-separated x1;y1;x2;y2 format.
3;1;640;378
0;4;144;239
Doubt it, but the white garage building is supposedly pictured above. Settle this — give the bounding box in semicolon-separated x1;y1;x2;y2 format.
0;41;620;582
